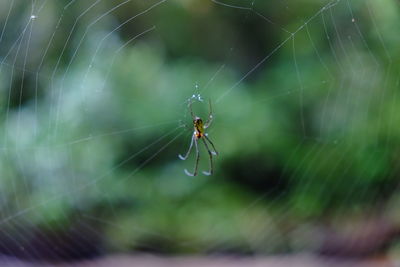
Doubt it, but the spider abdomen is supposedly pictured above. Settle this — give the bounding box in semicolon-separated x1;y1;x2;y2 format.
194;118;205;139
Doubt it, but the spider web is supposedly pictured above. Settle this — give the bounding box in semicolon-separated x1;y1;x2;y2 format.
0;0;399;264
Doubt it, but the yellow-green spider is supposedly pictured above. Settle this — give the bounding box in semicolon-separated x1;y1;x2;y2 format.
179;99;218;176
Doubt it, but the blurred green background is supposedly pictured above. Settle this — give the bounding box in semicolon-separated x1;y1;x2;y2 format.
0;0;400;262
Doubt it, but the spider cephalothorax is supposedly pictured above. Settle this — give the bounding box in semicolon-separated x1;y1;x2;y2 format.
179;100;218;176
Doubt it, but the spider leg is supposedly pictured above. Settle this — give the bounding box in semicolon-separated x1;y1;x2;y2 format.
184;138;200;176
204;134;218;155
204;99;213;128
179;134;195;160
188;99;195;120
201;138;213;176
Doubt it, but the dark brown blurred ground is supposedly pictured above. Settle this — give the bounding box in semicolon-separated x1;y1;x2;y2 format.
0;254;397;267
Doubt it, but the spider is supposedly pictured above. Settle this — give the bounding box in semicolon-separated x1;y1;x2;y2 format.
179;99;218;176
